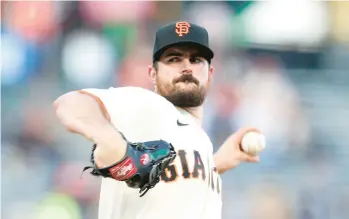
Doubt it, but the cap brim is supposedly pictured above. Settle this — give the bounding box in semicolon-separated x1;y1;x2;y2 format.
153;41;214;62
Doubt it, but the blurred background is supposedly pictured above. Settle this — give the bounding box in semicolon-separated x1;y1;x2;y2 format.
1;1;349;219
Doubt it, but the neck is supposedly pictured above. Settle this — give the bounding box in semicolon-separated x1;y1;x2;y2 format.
180;106;204;127
153;89;205;126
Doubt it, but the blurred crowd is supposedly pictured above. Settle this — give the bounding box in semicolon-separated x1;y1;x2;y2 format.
1;1;349;219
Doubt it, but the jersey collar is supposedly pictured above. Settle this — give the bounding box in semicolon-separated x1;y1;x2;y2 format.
176;107;199;126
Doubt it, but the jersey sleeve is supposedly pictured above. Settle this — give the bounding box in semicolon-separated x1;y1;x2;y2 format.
78;88;113;122
79;86;178;142
79;86;151;123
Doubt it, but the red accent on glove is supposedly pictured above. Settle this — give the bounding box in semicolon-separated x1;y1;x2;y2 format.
109;157;137;180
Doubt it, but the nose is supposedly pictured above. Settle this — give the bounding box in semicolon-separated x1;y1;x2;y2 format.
180;58;193;75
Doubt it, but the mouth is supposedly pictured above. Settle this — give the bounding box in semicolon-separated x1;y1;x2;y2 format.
177;80;197;85
174;75;199;86
182;80;193;83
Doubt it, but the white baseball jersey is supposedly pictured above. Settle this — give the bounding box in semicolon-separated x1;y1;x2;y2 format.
82;86;222;219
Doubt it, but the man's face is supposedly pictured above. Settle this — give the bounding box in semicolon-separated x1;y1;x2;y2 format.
149;45;214;107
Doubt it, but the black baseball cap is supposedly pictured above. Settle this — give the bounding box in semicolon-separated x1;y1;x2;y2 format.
152;21;214;63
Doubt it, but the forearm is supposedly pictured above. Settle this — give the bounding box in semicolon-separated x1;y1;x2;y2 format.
213;152;228;174
90;122;127;168
213;138;241;175
54;92;127;167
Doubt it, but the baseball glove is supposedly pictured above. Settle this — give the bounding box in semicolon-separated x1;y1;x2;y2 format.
83;139;176;197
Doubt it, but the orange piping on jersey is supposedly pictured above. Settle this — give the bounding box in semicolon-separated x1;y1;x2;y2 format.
78;90;111;122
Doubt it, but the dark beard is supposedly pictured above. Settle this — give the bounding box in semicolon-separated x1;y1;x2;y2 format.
161;87;207;107
157;74;207;107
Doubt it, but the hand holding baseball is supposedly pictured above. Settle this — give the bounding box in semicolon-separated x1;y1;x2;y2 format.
240;131;266;156
214;127;265;173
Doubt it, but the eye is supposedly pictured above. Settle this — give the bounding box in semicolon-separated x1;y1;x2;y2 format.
191;57;203;63
168;57;181;63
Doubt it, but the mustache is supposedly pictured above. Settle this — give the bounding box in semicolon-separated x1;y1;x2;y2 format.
173;74;199;85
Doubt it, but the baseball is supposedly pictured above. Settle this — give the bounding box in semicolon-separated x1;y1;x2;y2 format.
240;131;266;156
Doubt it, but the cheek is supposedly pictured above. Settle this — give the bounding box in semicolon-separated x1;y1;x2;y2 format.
156;74;171;91
157;72;174;85
196;68;210;84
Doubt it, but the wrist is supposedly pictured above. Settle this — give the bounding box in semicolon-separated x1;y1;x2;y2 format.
92;123;119;141
213;152;228;174
93;124;126;148
92;124;128;167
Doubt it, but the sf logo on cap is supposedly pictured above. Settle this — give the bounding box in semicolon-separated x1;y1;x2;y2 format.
175;22;190;37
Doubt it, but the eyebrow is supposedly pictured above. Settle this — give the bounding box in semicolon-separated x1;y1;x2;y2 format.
164;52;184;57
164;51;201;58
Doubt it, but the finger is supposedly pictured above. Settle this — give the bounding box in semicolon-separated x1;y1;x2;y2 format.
242;153;260;163
236;127;262;139
247;156;260;163
234;127;262;150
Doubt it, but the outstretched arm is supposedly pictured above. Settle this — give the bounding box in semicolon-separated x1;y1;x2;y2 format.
53;90;127;168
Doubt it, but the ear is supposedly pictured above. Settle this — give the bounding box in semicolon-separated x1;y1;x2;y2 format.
148;65;157;85
208;65;214;83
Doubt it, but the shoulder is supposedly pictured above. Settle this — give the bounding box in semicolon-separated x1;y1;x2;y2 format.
81;86;179;121
81;86;148;97
109;86;160;99
109;86;175;109
81;86;168;104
